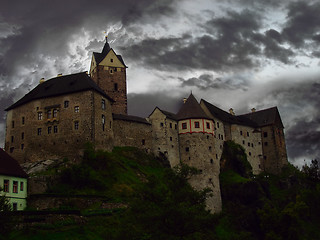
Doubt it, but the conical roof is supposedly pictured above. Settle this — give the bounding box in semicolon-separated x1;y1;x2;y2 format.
176;93;211;120
101;36;111;55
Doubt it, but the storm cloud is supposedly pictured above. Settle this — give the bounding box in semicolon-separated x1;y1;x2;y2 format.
0;0;319;166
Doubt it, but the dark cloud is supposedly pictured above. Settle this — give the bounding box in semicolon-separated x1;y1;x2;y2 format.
282;1;320;48
179;74;249;91
128;92;184;117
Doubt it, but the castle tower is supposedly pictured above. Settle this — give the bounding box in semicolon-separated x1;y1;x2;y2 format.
90;36;128;114
176;93;222;213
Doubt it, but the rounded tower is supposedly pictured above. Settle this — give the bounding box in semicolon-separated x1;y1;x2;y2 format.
176;93;222;213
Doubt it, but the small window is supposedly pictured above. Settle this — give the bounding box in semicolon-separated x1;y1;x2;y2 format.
114;83;118;91
185;147;189;152
264;142;268;146
170;123;172;128
74;106;79;113
21;144;24;150
209;146;212;151
38;112;43;120
182;122;187;129
102;115;105;124
47;110;52;119
53;109;58;118
264;132;268;138
218;134;221;139
160;122;164;127
74;121;79;130
114;67;117;72
13;181;18;193
221;135;224;140
53;126;58;133
10;147;14;153
64;100;69;108
206;122;210;129
240;130;243;135
20;182;24;191
3;180;9;192
21;132;24;140
110;58;113;62
170;137;172;141
102;99;106;110
194;121;200;128
142;139;145;145
22;117;25;125
248;142;250;147
175;124;177;130
210;159;213;164
243;140;245;144
48;126;52;134
11;136;14;143
249;152;252;156
38;128;42;136
216;154;218;159
217;122;219;128
12;121;14;128
247;132;249;137
251;143;254;147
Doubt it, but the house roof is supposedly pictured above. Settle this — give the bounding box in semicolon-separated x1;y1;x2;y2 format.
6;72;114;111
0;149;28;178
239;107;284;128
176;93;211;120
149;107;177;121
201;99;283;128
113;114;151;125
92;37;127;67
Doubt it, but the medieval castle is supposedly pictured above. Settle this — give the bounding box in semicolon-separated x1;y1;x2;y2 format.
4;37;288;213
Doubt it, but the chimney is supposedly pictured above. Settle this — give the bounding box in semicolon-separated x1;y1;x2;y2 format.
39;78;45;84
183;98;187;104
251;108;256;113
229;108;235;115
57;73;63;77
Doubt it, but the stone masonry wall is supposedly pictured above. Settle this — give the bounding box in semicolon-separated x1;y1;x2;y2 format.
113;120;152;152
148;109;180;167
179;132;221;213
230;124;263;175
5;90;114;163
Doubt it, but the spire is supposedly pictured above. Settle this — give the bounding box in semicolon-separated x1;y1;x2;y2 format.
101;35;111;55
176;93;210;120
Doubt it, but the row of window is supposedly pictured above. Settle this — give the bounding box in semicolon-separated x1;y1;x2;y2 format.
160;122;178;129
181;122;211;130
2;179;24;193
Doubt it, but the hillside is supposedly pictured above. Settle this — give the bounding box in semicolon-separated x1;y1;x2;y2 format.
2;143;320;240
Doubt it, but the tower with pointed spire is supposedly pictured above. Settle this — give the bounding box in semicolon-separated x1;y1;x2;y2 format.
90;36;128;115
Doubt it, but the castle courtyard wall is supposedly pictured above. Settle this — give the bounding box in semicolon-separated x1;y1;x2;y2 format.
113;119;152;152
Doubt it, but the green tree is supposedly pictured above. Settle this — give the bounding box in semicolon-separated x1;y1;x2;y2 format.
0;187;12;238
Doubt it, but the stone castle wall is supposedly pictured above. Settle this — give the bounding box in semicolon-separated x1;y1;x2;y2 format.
113;119;152;152
5;90;113;163
148;109;180;167
179;133;221;213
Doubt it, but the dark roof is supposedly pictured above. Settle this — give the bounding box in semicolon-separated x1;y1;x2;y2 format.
239;107;284;128
113;114;151;125
6;72;114;111
176;93;211;120
93;37;127;67
0;149;28;178
149;107;177;121
201;99;283;128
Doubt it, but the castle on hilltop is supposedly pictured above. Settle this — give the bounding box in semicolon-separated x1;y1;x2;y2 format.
4;37;288;213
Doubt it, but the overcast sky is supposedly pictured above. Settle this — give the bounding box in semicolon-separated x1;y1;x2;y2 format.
1;0;319;167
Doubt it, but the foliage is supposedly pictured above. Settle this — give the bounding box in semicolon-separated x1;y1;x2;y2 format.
0;187;13;238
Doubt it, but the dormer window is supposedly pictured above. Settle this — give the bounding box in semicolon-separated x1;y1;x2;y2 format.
110;58;113;62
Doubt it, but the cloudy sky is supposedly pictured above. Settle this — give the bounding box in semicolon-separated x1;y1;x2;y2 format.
1;0;319;167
